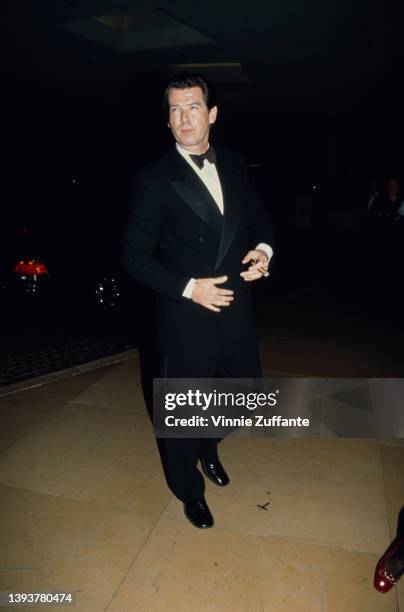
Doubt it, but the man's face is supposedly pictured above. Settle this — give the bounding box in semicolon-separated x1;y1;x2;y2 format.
167;86;217;153
387;179;399;198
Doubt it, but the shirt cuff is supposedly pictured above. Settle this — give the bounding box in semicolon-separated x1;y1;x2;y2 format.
182;278;196;299
255;243;273;262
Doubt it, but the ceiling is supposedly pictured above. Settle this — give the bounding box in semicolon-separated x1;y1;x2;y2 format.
1;1;403;116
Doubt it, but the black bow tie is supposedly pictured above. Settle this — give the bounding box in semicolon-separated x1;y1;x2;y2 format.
190;147;216;169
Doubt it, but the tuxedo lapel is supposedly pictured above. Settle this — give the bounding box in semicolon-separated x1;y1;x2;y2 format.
167;147;241;264
170;152;223;236
214;148;241;270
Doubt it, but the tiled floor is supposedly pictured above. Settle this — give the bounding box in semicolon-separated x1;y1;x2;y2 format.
0;332;136;387
0;341;403;611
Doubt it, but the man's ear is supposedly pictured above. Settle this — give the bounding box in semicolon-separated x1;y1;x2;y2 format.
209;105;218;125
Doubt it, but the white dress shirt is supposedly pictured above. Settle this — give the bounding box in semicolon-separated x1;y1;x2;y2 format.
175;143;273;298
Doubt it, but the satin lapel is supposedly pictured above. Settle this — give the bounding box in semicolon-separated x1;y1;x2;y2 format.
170;153;222;235
214;149;241;270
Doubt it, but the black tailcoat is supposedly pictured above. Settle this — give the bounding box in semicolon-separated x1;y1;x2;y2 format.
122;145;274;500
123;145;274;369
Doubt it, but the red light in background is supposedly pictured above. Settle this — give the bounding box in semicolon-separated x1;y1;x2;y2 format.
14;260;49;275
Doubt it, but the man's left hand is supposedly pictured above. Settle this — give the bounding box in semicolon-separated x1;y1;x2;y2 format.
240;249;270;282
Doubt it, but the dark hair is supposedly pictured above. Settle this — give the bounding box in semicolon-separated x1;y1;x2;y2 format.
386;176;399;185
162;73;216;115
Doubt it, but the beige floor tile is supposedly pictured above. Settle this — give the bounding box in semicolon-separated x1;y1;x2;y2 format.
187;438;388;554
221;438;381;486
0;484;158;612
67;358;145;414
7;356;144;415
107;516;395;612
0;360;399;610
0;396;64;454
164;466;388;555
398;581;404;612
115;356;139;370
0;402;168;515
380;445;404;492
380;438;404;448
380;445;404;540
76;465;172;514
10;366;112;403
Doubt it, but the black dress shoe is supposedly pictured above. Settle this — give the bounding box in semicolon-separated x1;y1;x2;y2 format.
200;457;230;487
184;497;214;529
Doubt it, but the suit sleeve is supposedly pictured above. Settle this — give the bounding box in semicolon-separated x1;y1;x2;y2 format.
122;167;190;300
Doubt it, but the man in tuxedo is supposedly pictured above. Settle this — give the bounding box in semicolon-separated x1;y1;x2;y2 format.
123;73;274;528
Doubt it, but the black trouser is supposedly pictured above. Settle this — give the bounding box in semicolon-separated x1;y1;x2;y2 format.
148;342;262;502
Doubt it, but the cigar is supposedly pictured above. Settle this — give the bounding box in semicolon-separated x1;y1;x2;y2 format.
251;259;269;277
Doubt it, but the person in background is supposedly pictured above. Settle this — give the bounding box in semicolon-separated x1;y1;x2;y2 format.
367;176;404;220
374;506;404;593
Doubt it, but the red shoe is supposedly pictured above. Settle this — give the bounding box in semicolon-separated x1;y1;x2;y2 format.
374;536;404;593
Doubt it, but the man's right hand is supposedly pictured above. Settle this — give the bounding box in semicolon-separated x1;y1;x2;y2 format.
191;276;234;312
